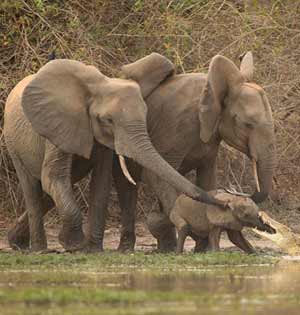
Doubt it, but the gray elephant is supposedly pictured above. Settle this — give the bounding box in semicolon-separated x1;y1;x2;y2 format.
112;51;276;252
4;54;226;252
168;190;275;254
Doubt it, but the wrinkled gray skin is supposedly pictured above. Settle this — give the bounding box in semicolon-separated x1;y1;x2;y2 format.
167;190;276;254
4;54;225;252
113;51;276;252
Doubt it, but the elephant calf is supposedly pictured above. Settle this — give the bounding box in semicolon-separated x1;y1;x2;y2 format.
169;190;275;254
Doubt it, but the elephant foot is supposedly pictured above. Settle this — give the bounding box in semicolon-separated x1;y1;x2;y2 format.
31;248;61;254
156;227;177;252
206;246;220;253
157;236;177;253
147;212;177;252
30;239;48;252
58;228;85;252
82;241;104;254
193;237;209;253
118;232;136;253
8;226;30;250
194;245;207;253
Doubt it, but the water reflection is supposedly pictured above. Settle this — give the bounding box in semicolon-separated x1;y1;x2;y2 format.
1;262;300;315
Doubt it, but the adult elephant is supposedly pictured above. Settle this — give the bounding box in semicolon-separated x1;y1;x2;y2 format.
4;55;226;252
113;51;277;252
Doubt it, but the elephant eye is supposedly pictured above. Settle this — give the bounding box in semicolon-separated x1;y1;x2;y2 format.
245;211;253;219
98;115;113;125
245;122;254;129
234;115;254;130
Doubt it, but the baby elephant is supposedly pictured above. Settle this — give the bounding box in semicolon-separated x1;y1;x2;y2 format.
170;190;275;254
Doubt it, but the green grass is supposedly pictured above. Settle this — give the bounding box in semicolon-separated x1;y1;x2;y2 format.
0;288;220;304
1;287;300;304
0;251;277;270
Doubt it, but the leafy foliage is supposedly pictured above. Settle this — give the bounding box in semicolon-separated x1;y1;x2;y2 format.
0;0;300;225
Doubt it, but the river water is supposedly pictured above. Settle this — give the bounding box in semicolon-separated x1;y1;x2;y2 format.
1;261;300;315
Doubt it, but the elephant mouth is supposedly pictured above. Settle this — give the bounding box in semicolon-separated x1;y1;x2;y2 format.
118;155;136;185
222;136;249;156
222;136;270;203
224;153;266;203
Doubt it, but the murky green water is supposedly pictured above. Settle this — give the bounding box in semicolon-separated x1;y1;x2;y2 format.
0;257;300;315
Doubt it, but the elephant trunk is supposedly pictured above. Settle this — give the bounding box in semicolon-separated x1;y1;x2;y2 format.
115;122;225;207
252;215;276;234
251;149;276;203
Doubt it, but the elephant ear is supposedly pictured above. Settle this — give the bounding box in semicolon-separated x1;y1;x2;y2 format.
22;59;105;159
206;204;242;231
199;55;244;143
121;53;175;98
240;51;254;81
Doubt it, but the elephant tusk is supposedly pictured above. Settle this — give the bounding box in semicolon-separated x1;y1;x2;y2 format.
252;159;260;192
119;155;136;186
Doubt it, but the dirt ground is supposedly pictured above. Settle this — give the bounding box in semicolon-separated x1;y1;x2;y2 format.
0;222;282;255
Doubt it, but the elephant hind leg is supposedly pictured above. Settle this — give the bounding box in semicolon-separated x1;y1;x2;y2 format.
176;224;190;254
8;211;30;250
8;155;47;251
8;194;53;250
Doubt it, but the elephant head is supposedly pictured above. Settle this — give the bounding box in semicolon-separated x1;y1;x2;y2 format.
206;192;276;233
199;52;276;203
21;55;223;206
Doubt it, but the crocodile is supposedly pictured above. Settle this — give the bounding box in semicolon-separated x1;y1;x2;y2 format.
253;211;300;256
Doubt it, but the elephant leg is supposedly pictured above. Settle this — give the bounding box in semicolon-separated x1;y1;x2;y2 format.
10;156;94;250
8;155;47;251
8;211;30;250
143;169;178;252
41;143;84;251
227;230;256;254
113;155;141;252
190;232;209;253
156;202;177;252
85;145;113;252
208;227;222;251
176;224;189;254
8;194;53;250
147;207;177;252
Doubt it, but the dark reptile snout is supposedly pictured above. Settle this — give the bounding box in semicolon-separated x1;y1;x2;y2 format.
256;217;276;234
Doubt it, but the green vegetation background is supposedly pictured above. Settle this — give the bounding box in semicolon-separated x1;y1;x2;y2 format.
0;0;300;228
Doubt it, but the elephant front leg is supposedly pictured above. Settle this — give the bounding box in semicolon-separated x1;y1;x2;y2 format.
208;227;222;251
147;206;177;252
190;232;209;253
113;155;141;253
85;145;113;252
42;143;85;251
176;225;190;254
227;230;256;254
143;169;178;252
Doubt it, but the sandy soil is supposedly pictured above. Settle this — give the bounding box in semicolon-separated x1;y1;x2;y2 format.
0;222;283;254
